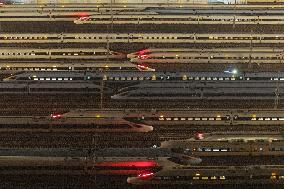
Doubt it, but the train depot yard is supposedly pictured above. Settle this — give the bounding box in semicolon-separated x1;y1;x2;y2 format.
0;0;284;188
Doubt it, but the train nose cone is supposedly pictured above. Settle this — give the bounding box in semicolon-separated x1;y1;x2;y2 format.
190;157;202;165
111;95;119;99
147;126;154;132
127;54;133;59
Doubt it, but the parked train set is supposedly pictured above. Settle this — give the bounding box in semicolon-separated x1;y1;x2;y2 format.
0;48;125;61
50;109;284;127
3;33;284;44
161;134;284;156
5;71;284;82
0;113;154;133
128;48;284;65
4;71;284;98
5;109;284;132
127;165;284;185
74;14;284;25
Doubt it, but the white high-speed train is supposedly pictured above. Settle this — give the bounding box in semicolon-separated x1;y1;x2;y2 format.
128;48;284;64
0;48;125;60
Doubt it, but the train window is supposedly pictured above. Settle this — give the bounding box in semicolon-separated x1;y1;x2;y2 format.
192;177;199;180
46;78;50;80
40;78;44;81
219;78;223;80
201;118;207;121
216;118;221;121
251;118;256;121
272;118;277;121
265;118;270;121
194;118;200;121
231;78;236;80
174;118;178;121
166;118;171;121
279;118;284;120
220;176;226;180
58;78;62;81
52;78;56;81
188;118;193;120
159;118;164;121
209;118;214;121
207;77;211;80
181;118;186;121
34;78;38;80
258;118;263;121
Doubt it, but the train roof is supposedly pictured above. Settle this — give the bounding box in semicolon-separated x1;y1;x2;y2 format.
0;148;176;158
190;134;284;142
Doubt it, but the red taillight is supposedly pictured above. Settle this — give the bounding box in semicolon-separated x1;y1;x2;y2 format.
79;17;88;21
138;64;146;69
138;54;149;60
195;133;204;140
137;49;150;56
138;171;154;180
50;113;61;119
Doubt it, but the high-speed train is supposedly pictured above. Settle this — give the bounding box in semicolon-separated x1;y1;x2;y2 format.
4;33;284;45
128;48;284;65
161;133;284;156
0;112;153;133
0;61;139;73
0;147;201;176
111;81;283;100
0;48;125;61
6;71;284;82
0;0;24;4
127;165;284;185
144;7;284;15
74;14;284;25
0;81;113;94
61;109;284;127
